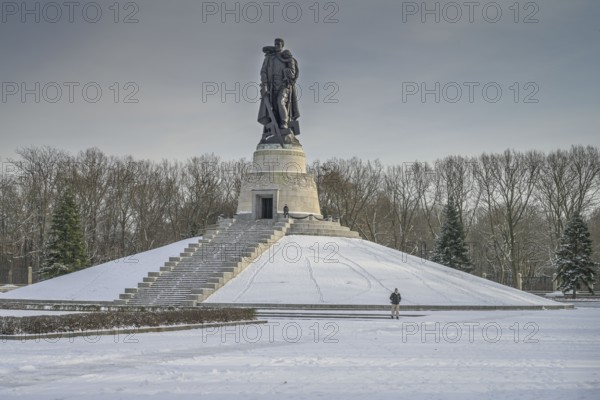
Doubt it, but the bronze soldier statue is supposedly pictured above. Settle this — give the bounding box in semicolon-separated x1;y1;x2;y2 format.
258;38;300;145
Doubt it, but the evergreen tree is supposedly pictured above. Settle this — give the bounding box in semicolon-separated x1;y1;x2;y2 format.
554;214;597;299
432;197;472;272
40;189;88;279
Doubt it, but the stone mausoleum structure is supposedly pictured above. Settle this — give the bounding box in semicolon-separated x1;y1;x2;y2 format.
235;143;322;220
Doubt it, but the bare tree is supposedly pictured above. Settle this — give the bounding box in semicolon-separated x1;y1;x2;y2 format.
315;158;383;234
436;156;482;236
474;150;542;286
536;146;600;251
66;148;111;264
379;162;429;250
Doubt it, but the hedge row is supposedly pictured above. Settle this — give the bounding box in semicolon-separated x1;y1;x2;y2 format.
0;308;256;335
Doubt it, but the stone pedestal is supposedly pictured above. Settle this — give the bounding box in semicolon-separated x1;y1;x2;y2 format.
236;144;321;220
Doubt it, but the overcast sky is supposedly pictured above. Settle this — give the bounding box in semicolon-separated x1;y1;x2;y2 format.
1;0;598;165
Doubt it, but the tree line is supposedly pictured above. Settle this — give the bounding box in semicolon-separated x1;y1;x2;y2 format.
1;145;599;286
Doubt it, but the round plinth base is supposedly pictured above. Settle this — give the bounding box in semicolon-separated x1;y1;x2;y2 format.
236;144;321;219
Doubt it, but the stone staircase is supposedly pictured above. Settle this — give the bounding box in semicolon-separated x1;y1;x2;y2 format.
115;219;293;307
286;217;361;239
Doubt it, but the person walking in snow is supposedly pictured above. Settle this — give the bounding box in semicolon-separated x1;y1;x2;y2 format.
390;288;402;319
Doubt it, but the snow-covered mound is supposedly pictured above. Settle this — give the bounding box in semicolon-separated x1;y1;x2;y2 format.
205;236;558;306
2;235;558;306
0;237;201;302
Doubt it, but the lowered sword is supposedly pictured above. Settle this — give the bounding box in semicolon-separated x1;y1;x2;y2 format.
261;92;286;148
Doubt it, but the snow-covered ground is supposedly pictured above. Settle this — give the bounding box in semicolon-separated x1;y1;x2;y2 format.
2;235;558;306
0;235;593;398
206;236;558;306
1;307;598;399
0;238;201;302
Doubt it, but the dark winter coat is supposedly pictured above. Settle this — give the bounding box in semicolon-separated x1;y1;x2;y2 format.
390;291;402;305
